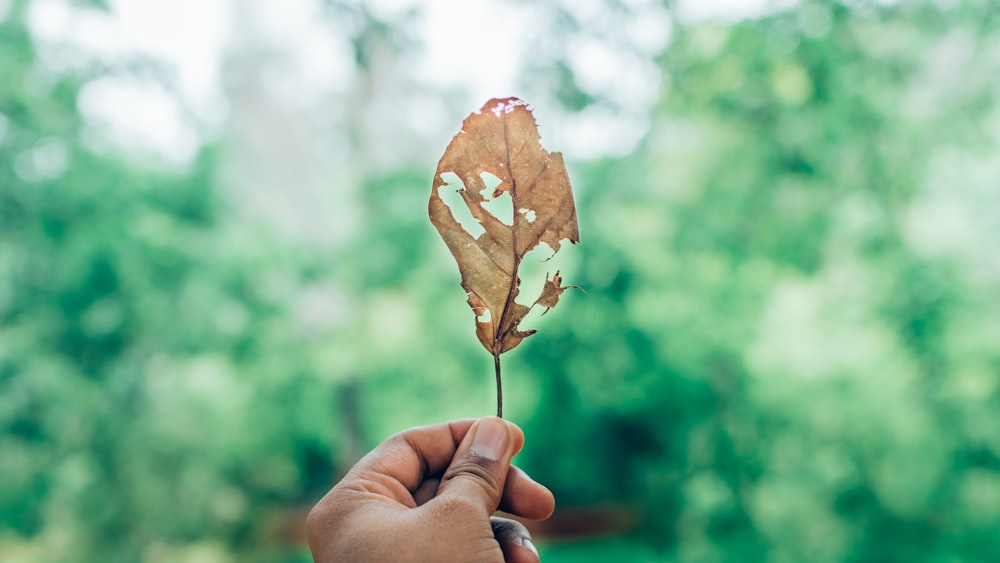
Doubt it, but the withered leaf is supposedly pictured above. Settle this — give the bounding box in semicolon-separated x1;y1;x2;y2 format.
536;271;582;316
429;97;580;362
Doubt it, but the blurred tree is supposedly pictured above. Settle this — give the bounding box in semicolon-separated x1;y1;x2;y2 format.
3;0;1000;561
515;1;1000;561
1;2;338;561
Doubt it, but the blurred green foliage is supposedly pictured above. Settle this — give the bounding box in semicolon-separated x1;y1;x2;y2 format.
3;0;1000;562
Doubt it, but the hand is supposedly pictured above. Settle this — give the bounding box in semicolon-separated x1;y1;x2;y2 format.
307;417;555;562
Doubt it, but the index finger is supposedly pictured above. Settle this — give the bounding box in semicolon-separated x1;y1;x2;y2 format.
352;419;477;495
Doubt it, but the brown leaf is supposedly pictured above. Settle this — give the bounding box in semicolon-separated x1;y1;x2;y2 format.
429;97;580;355
535;271;583;316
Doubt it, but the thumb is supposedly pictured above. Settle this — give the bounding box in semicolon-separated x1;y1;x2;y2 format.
435;416;524;515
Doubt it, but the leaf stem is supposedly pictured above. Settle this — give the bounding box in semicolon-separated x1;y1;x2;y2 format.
491;110;517;420
493;349;503;418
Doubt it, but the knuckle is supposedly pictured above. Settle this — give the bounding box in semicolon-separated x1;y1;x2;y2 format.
432;492;484;517
305;497;332;531
442;457;504;498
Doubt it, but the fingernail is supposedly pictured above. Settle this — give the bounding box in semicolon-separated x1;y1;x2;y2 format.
471;416;508;461
518;537;538;556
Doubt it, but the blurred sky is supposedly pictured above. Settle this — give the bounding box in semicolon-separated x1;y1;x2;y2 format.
21;0;794;165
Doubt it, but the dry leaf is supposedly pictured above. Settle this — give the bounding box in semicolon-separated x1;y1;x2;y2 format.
536;271;582;316
429;97;580;416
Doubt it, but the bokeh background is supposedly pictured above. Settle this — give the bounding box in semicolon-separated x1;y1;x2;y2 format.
3;0;1000;561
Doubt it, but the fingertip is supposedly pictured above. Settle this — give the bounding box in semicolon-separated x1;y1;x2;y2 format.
492;517;541;563
510;537;541;563
520;537;540;562
503;418;526;456
500;466;556;520
476;416;525;459
470;416;515;461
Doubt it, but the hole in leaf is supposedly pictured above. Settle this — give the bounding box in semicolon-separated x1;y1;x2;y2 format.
438;172;486;238
519;208;537;222
515;241;557;307
479;172;513;226
476;308;492;323
481;171;502;193
520;295;547;328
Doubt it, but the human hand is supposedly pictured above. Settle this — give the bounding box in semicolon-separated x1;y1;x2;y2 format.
306;417;555;563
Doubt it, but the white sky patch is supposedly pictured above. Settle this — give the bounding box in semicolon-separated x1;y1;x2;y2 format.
627;12;674;56
363;0;421;20
571;38;623;95
414;1;530;104
29;0;230;116
107;0;230;116
675;0;799;23
245;0;355;105
23;0;787;165
28;0;230;164
554;104;652;160
77;75;201;164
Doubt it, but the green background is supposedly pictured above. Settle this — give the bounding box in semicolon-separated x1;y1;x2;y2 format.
2;0;1000;561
